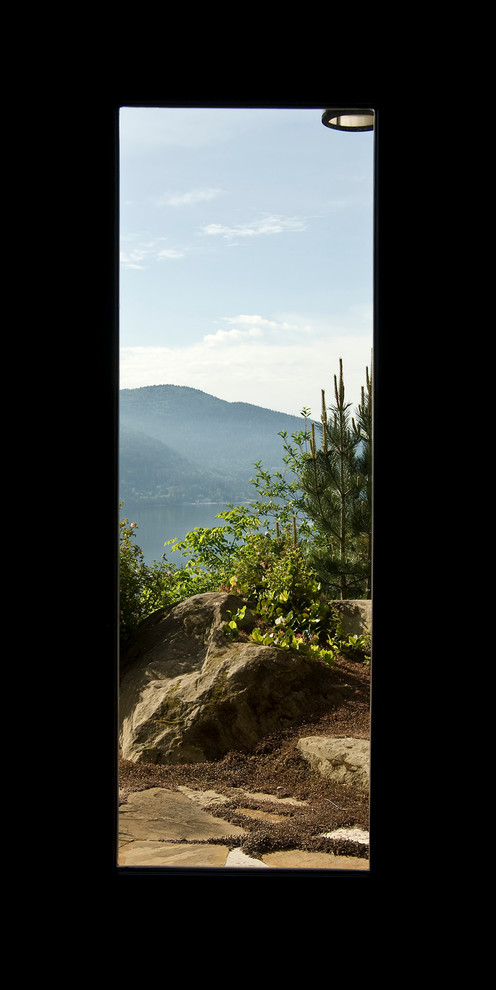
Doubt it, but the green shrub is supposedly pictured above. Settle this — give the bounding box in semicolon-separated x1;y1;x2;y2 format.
120;500;371;669
213;516;339;666
119;508;177;644
336;632;371;664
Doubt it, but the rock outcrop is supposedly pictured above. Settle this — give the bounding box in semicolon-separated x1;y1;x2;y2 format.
119;592;349;766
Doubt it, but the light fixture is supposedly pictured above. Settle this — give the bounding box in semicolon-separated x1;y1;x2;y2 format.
322;108;374;132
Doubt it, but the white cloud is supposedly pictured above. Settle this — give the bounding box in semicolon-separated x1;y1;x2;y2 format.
120;235;184;269
120;210;310;271
120;313;372;418
120;254;145;270
156;248;186;260
203;327;263;347
221;314;312;335
199;214;307;240
155;187;224;207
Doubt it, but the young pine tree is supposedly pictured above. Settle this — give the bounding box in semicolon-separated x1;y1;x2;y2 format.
300;359;371;599
351;364;373;598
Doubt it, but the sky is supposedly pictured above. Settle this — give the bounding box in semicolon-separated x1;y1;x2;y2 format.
119;106;374;420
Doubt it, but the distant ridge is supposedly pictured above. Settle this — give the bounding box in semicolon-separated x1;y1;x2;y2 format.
119;384;312;503
120;383;305;420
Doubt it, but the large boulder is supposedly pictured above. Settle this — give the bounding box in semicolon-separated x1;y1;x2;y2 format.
119;592;347;765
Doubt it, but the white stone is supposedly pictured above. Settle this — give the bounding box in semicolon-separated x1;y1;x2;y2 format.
320;827;369;845
225;848;270;868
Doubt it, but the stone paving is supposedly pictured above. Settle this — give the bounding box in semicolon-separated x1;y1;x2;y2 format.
117;785;369;871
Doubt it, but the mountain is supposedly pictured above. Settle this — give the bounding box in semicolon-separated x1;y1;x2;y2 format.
119;384;311;503
119;424;243;503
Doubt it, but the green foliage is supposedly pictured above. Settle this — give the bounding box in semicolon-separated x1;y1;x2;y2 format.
223;604;248;640
119;505;230;647
247;359;372;600
337;632;371;664
119;508;177;643
163;502;263;592
294;359;370;598
119;359;373;669
212;518;338;666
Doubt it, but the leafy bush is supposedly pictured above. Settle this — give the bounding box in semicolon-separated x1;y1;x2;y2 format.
119;508;178;644
120;504;370;667
119;502;233;648
164;502;265;595
336;632;371;664
208;511;340;665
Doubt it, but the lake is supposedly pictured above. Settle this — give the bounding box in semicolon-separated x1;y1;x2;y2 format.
120;500;234;567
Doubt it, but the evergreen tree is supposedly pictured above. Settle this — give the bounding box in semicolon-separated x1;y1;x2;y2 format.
243;358;373;600
351;364;373;597
297;359;365;597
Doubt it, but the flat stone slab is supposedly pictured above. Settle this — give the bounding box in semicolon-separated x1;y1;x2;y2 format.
118;840;232;867
234;788;308;807
176;786;230;808
118;841;368;869
178;785;291;824
119;787;247;843
261;850;369;870
118;786;370;870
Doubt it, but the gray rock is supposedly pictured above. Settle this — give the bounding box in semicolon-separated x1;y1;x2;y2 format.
332;600;371;637
119;592;346;765
297;736;370;790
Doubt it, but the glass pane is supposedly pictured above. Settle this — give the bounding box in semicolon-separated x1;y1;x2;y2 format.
118;106;374;873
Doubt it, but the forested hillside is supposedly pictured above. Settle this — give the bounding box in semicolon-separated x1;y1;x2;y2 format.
119;424;242;502
119;385;312;502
